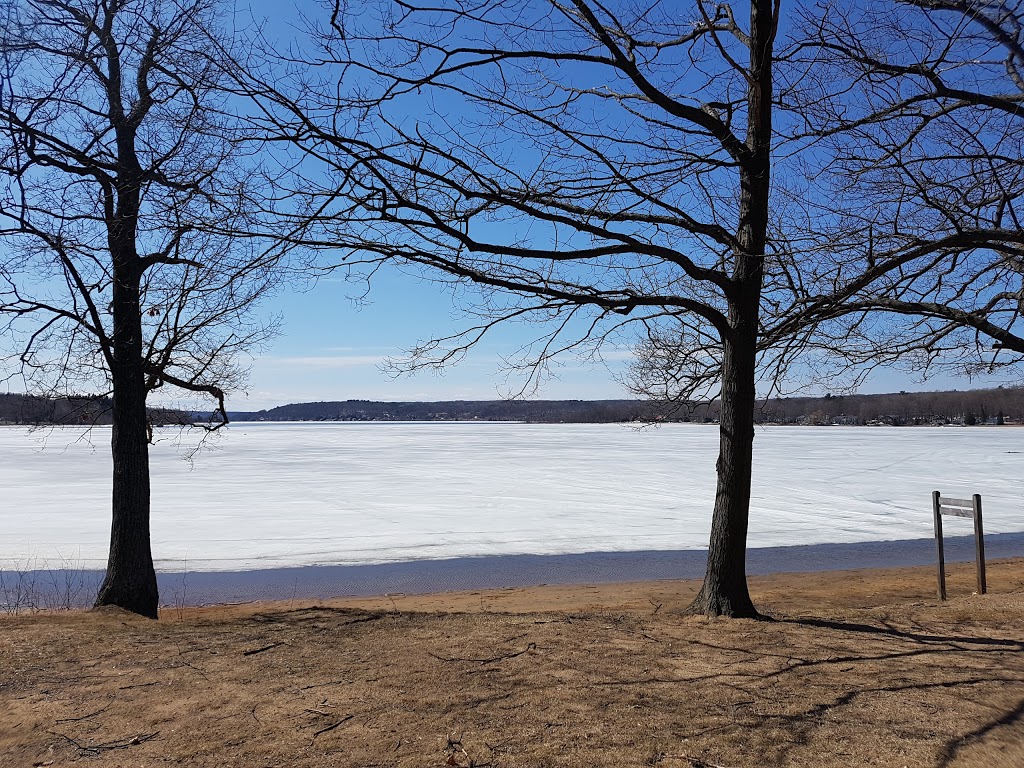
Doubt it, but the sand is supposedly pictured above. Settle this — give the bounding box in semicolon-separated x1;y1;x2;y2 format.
2;559;1023;767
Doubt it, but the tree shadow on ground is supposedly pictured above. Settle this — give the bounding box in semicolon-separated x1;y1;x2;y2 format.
777;616;1024;649
935;695;1024;767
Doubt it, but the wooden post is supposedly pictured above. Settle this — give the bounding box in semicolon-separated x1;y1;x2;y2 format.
933;490;946;601
973;494;987;595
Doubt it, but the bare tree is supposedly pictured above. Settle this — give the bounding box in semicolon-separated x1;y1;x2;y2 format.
776;0;1024;378
245;0;1024;617
0;0;282;617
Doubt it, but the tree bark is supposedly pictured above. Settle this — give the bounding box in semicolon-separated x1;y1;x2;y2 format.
94;91;159;616
94;262;158;618
689;326;759;618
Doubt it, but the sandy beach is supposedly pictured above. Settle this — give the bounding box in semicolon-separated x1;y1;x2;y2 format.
2;558;1023;767
145;532;1024;608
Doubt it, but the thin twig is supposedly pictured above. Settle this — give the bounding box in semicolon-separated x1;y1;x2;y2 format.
48;730;159;754
243;641;286;656
299;679;349;690
310;714;354;742
54;702;111;723
429;643;536;665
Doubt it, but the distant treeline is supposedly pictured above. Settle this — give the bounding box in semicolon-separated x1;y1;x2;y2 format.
0;393;190;426
749;387;1023;426
228;386;1024;425
228;399;657;424
5;387;1022;427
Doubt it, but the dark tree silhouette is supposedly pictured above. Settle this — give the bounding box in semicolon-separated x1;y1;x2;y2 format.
242;0;1024;616
0;0;283;617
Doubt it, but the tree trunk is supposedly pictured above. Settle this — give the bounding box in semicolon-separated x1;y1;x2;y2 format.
91;41;160;618
687;0;774;618
688;326;759;618
94;370;158;617
94;240;158;617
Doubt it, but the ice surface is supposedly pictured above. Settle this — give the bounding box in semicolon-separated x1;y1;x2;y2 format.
1;422;1021;571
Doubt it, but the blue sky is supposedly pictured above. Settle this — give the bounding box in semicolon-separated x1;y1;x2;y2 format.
217;0;1022;411
2;1;1017;412
231;263;1017;411
220;0;639;408
236;266;640;410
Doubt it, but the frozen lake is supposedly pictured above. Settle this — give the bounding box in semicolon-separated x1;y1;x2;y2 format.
2;422;1022;572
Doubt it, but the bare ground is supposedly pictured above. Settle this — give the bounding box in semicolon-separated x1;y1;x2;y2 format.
2;559;1023;768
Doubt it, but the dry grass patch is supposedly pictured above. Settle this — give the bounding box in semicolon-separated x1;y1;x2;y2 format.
2;560;1023;767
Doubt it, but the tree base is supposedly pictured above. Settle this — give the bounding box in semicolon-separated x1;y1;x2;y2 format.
685;583;762;619
94;573;159;619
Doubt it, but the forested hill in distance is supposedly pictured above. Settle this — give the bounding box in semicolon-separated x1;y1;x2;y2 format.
228;386;1024;426
3;387;1021;426
0;393;190;426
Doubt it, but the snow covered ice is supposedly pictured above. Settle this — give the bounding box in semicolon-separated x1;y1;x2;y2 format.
1;422;1022;571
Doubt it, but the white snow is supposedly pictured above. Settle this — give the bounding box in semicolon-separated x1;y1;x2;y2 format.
1;422;1021;571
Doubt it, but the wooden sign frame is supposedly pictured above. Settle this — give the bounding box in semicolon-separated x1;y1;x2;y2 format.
932;491;986;601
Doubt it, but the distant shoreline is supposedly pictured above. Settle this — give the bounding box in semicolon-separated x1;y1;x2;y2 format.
3;420;1022;429
6;386;1023;427
219;419;1024;427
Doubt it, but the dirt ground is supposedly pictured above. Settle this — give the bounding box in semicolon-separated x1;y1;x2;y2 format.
2;559;1023;768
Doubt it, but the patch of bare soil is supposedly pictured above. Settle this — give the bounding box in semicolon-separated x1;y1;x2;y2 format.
2;559;1023;767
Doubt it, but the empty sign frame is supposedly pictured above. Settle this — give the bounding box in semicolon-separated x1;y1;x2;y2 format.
932;491;987;601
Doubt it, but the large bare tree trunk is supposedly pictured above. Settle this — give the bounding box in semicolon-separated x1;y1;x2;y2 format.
688;0;773;618
689;326;759;618
94;120;159;616
95;258;158;617
95;393;157;617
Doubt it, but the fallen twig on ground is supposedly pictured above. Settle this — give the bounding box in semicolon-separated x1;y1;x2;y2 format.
48;730;159;755
243;641;286;656
310;714;353;742
54;702;111;723
659;754;732;768
429;643;536;665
